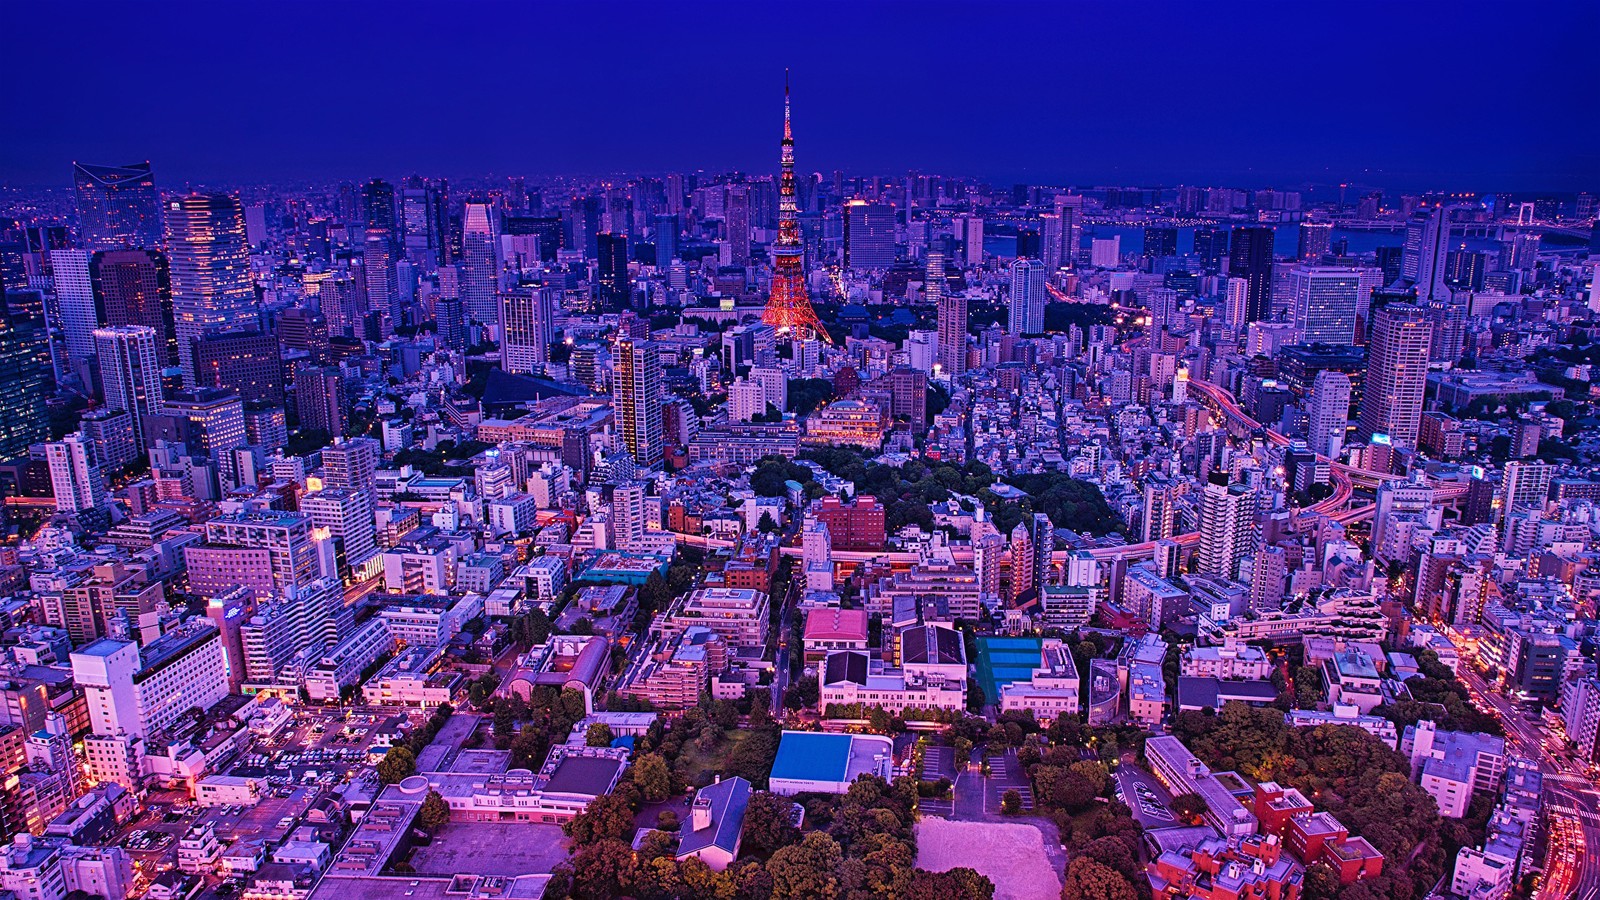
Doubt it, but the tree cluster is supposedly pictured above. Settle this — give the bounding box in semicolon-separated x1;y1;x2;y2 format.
549;774;995;900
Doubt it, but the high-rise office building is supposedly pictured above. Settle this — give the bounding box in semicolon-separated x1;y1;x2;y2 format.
1039;213;1065;272
1228;226;1274;324
49;248;102;366
844;201;896;269
95;326;164;454
1288;265;1361;345
161;387;247;462
295;365;346;439
1143;227;1178;260
1197;475;1256;580
192;327;284;405
435;296;467;353
0;288;52;461
72;161;163;251
1193;226;1229;273
937;289;967;378
499;287;554;374
1297;222;1333;261
887;366;928;432
596;232;630;309
91;249;175;367
1306;370;1352;460
653;213;679;268
321;436;380;493
165;194;257;386
614;336;663;467
724;185;751;266
46;432;109;523
1402;206;1451;302
302;487;378;571
361;179;399;321
460;202;499;324
1356;303;1431;448
1008;258;1047;335
276;307;329;365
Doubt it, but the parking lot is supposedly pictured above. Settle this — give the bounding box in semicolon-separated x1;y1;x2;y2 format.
918;745;958;817
1113;766;1175;828
985;750;1035;814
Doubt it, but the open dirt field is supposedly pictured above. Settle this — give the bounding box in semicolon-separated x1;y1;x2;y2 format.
915;818;1063;900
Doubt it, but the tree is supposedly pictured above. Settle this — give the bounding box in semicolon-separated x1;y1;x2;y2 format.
376;746;416;785
655;809;680;832
1059;857;1137;900
907;868;994;900
1001;788;1023;815
1170;792;1208;826
759;511;779;533
566;839;636;900
586;723;615;747
418;789;451;831
633;752;673;802
767;831;843;900
741;791;801;857
564;793;636;845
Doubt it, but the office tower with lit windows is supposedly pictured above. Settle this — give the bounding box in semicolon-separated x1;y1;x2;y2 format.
276;307;328;365
192;327;284;404
161;387;247;463
1297;222;1333;260
614;335;663;467
72;161;163;251
361;179;399;321
844;201;896;269
1143;226;1178;260
165;194;256;386
937;288;967;378
91;249;175;367
1223;277;1248;332
597;232;630;309
1357;303;1431;448
724;186;751;266
1193;225;1229;272
320;437;379;494
460;202;499;324
435;295;467;353
1307;370;1352;460
0;286;52;460
49;248;101;366
95;326;164;454
1288;265;1361;345
1402;206;1451;302
302;487;378;571
499;287;554;374
1008;258;1046;336
1228;226;1274;323
1040;213;1064;271
1197;475;1257;581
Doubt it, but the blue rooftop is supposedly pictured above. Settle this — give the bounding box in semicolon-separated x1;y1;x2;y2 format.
769;732;852;784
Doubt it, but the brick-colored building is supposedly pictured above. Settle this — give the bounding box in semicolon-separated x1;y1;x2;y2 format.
808;496;886;551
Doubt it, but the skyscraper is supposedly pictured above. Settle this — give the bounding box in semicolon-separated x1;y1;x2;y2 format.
1143;226;1178;260
1192;226;1229;273
460;202;499;324
165;194;257;386
844;201;896;269
91;249;175;367
72;162;162;251
161;387;247;462
435;295;467;353
95;326;164;454
614;335;663;467
1288;265;1361;345
499;287;554;374
49;248;102;368
596;232;630;310
361;179;399;322
724;185;751;266
0;286;53;460
192;327;285;404
46;432;109;526
1297;222;1333;261
1357;303;1431;449
1306;370;1352;460
1228;226;1274;324
760;76;828;343
1008;258;1046;336
1197;475;1257;580
936;288;967;379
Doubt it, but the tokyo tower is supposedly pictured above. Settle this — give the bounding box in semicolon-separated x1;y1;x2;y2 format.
761;72;830;343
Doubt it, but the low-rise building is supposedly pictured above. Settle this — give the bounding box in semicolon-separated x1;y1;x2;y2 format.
999;639;1080;721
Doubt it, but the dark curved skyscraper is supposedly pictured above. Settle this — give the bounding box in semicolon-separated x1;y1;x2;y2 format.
73;161;162;251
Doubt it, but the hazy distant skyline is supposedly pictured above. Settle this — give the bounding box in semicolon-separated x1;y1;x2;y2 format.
2;0;1596;192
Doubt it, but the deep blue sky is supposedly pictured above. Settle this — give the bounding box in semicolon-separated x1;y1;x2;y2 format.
3;0;1596;192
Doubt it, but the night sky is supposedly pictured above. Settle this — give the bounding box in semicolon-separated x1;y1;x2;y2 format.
3;0;1596;192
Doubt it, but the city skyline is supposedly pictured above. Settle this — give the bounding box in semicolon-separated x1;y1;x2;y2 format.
2;1;1597;191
